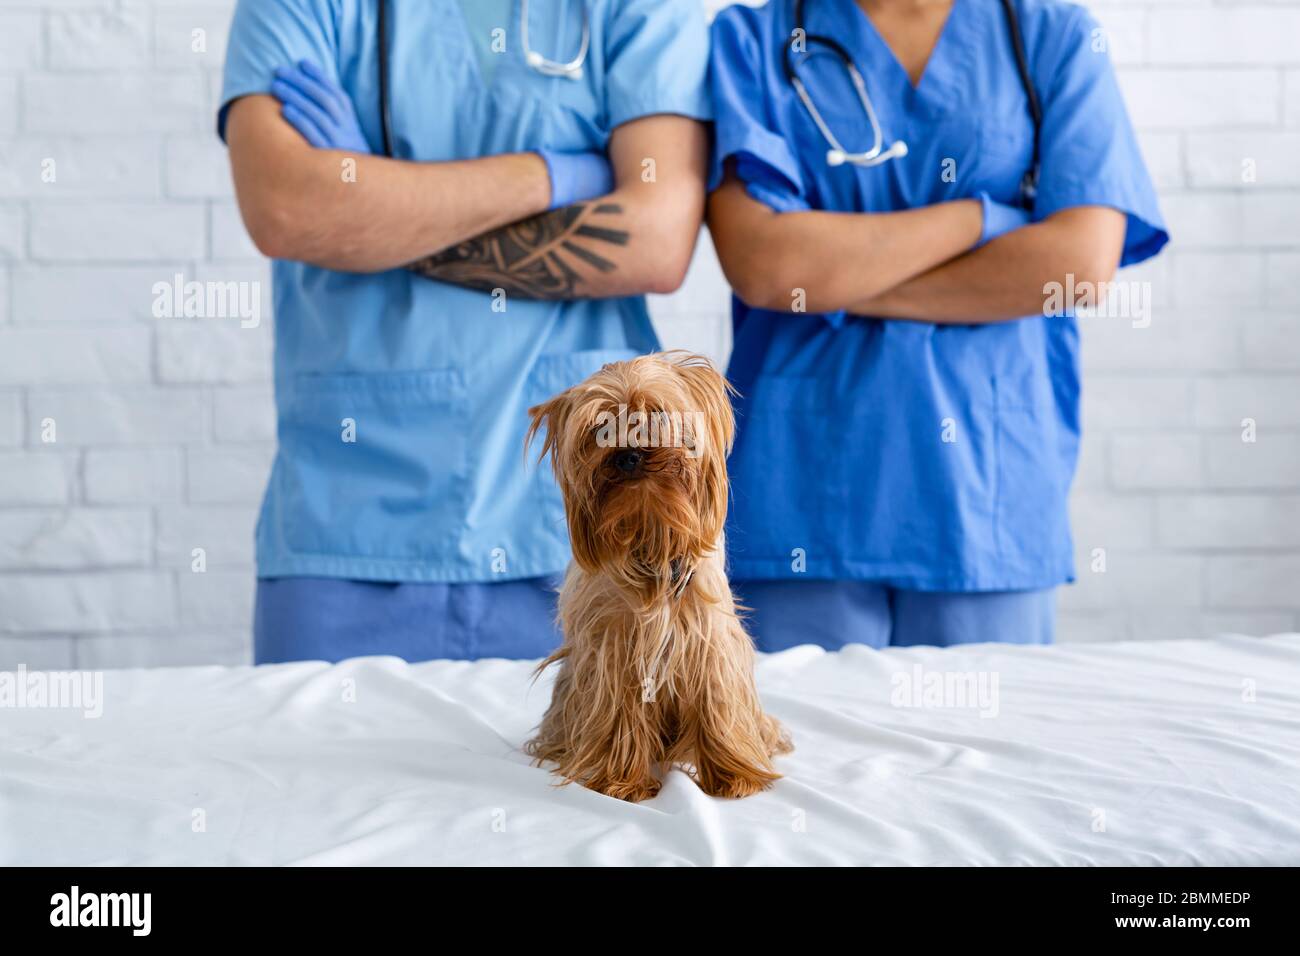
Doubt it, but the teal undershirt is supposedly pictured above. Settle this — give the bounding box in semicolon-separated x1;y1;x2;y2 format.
456;0;515;85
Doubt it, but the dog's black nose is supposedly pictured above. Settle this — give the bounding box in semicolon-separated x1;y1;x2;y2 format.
614;449;644;474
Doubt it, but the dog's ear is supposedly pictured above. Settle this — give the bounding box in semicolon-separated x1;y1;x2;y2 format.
668;354;735;548
669;354;736;458
525;390;570;472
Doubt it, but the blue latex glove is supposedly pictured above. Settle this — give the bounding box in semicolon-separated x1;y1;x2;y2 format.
536;149;614;210
271;59;371;153
978;191;1032;247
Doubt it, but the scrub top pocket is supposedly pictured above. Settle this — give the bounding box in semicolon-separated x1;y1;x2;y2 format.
728;353;1001;586
992;367;1072;566
275;369;470;562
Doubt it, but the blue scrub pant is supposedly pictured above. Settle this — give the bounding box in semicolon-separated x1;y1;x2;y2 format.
732;580;1055;652
253;576;563;664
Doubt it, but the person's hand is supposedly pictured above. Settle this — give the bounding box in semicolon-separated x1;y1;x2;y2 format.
271;59;371;153
977;192;1032;247
536;149;614;209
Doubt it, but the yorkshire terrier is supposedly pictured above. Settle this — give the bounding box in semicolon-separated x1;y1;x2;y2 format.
524;351;791;802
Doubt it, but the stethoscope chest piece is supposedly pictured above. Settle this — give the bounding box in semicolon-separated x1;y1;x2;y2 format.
826;139;908;168
788;57;908;169
526;48;584;80
521;0;590;81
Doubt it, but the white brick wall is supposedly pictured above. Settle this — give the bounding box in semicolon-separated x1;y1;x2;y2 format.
0;0;1296;667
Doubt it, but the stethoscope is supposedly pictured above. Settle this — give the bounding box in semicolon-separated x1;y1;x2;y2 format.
377;0;590;157
785;0;907;168
785;0;1043;205
521;0;590;79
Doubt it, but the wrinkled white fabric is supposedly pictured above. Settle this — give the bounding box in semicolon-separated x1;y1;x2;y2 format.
2;635;1298;865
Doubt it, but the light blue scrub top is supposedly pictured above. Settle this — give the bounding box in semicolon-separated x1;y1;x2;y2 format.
219;0;711;583
710;0;1168;590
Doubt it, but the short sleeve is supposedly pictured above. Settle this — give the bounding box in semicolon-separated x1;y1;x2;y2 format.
604;0;711;131
1032;7;1168;266
708;7;809;214
218;0;339;141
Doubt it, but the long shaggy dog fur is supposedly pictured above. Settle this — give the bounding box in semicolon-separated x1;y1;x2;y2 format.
524;351;791;802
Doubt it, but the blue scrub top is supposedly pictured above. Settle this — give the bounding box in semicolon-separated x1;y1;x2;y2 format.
219;0;711;583
710;0;1168;590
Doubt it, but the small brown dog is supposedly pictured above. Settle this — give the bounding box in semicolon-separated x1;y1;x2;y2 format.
524;351;791;802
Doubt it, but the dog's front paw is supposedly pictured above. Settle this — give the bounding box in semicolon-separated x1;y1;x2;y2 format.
591;776;662;803
694;765;780;800
762;715;794;756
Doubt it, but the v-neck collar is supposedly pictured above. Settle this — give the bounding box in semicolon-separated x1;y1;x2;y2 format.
838;0;965;94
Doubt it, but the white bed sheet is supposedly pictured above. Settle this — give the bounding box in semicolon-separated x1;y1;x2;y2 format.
2;635;1298;866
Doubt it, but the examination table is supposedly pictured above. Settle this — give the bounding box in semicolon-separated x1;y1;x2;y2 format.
2;635;1297;865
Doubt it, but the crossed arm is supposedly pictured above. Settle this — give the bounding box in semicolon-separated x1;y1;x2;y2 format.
225;95;707;298
707;172;1126;324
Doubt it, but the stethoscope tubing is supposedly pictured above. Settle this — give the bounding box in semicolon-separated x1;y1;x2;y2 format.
378;0;394;156
785;0;904;168
376;0;590;158
786;0;1041;201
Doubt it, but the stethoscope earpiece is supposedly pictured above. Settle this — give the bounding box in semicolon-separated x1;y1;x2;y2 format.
826;149;847;167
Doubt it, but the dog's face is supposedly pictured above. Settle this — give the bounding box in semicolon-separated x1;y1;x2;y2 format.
527;352;734;602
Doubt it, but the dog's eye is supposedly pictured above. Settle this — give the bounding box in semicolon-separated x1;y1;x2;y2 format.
612;450;644;475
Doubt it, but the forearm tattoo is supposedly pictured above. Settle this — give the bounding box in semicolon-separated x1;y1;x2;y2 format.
406;202;629;299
